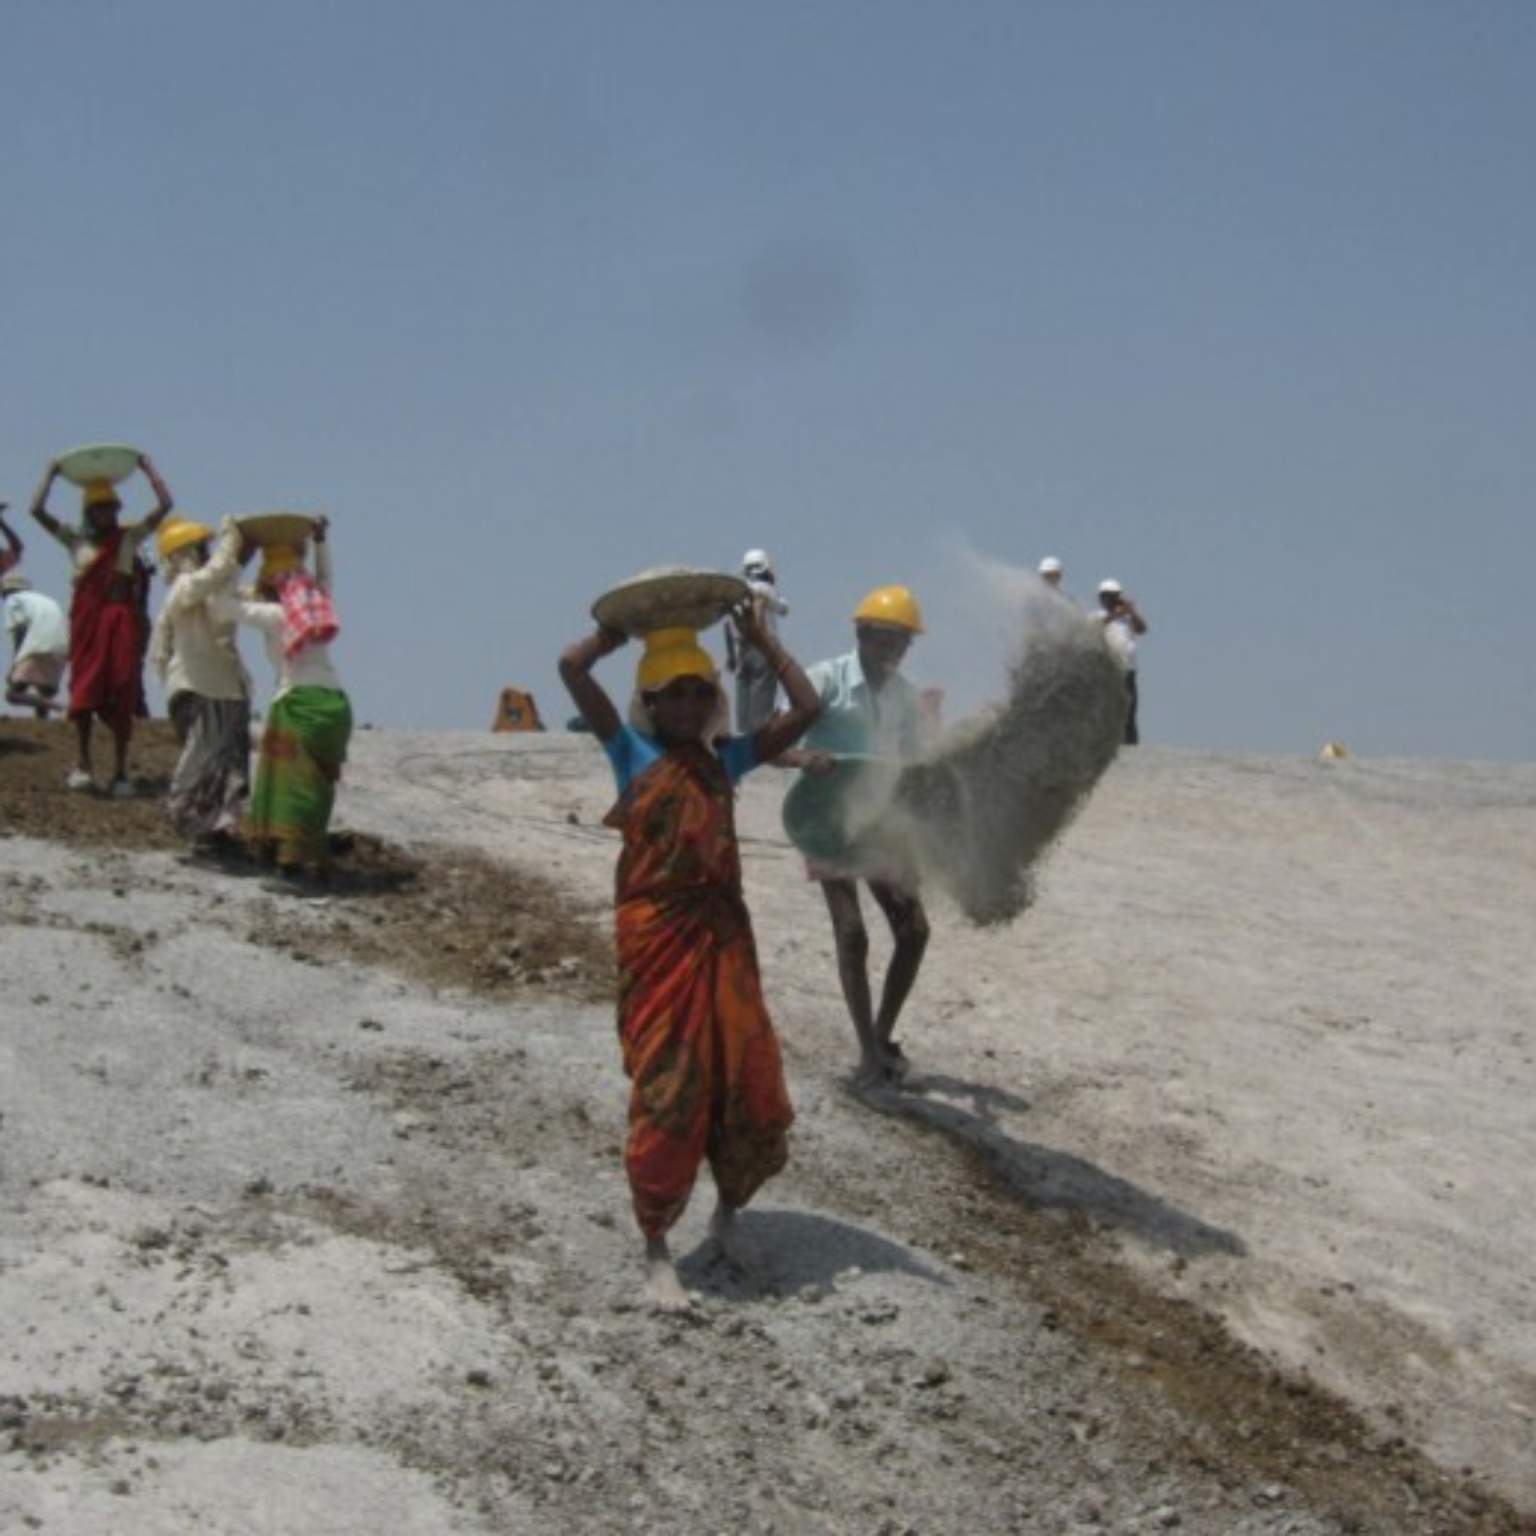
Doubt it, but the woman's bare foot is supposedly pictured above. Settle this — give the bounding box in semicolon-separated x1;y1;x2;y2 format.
643;1237;693;1312
707;1199;758;1269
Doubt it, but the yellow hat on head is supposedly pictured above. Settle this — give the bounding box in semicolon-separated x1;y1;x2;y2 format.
637;627;718;692
156;518;213;560
82;479;121;513
258;543;304;584
853;584;925;634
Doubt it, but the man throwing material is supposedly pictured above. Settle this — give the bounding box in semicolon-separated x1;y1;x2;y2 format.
782;585;930;1089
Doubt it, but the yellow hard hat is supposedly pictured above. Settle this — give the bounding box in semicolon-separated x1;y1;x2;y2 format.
637;627;719;692
258;543;305;584
156;518;213;560
82;478;122;513
852;585;925;634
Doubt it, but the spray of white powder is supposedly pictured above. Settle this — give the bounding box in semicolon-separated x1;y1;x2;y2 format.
840;579;1126;925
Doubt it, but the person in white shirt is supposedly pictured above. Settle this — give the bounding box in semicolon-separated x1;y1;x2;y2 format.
1096;578;1148;744
1036;555;1086;608
149;519;253;858
4;575;69;716
219;515;352;893
725;548;791;733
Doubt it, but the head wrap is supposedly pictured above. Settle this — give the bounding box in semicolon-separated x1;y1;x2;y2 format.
276;570;340;660
637;627;718;693
82;479;122;513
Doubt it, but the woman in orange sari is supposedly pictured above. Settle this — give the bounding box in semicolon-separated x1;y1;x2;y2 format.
559;599;820;1310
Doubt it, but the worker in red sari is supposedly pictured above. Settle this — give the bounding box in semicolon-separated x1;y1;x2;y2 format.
30;455;173;795
559;598;820;1311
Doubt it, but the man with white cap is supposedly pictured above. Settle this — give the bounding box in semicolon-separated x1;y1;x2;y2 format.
725;548;790;733
1096;578;1148;744
1036;555;1086;607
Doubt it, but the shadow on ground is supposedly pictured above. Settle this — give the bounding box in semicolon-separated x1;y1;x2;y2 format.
860;1070;1244;1260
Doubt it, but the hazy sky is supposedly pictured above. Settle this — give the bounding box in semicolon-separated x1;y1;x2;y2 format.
4;2;1532;760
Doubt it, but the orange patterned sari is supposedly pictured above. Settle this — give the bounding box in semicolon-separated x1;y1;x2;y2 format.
604;744;793;1239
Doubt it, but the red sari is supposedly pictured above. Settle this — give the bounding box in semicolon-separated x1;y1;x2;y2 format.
604;745;793;1239
68;531;145;733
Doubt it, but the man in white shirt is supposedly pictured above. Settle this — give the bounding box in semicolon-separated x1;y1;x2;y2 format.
1096;578;1148;744
149;519;253;856
725;548;790;733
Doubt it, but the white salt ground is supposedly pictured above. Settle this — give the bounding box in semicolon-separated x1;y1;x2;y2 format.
2;726;1534;1531
355;730;1536;1504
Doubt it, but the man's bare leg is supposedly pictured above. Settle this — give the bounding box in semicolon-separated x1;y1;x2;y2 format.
868;880;930;1070
821;879;899;1086
643;1236;693;1312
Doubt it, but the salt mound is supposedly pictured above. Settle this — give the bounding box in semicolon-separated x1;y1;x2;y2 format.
891;597;1125;923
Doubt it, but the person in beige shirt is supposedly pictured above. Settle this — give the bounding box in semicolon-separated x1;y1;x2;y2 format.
149;518;253;859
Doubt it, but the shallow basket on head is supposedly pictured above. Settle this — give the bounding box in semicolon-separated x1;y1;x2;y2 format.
591;566;750;638
234;512;321;551
56;443;142;488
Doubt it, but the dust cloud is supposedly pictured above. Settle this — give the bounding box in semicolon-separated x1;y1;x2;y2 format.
838;550;1127;923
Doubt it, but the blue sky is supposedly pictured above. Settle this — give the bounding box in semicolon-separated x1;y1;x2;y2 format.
3;2;1532;759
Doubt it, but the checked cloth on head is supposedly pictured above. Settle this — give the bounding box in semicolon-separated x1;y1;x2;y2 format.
277;572;339;660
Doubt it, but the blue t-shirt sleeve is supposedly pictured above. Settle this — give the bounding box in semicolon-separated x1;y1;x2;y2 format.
603;724;757;791
717;733;759;785
603;723;662;793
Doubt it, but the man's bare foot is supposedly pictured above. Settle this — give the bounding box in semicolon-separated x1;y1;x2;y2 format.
852;1051;890;1090
643;1237;694;1312
881;1040;912;1083
707;1200;758;1269
852;1046;907;1093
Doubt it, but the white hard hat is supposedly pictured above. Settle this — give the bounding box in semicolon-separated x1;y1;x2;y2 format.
1037;556;1062;575
742;548;771;571
1098;578;1122;596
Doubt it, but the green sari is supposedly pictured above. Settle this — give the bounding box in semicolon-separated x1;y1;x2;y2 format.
246;685;353;869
